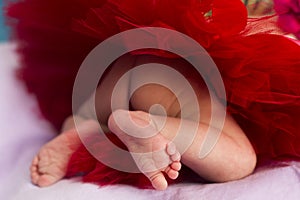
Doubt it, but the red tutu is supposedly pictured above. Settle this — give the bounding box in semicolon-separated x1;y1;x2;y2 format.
5;0;300;189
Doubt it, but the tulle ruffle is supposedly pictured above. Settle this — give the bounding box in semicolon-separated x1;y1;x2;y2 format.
5;0;300;189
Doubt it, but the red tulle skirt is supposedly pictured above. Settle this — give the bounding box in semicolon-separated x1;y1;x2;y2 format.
5;0;300;189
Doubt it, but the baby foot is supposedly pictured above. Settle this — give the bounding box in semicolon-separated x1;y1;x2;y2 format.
108;110;182;190
30;128;82;187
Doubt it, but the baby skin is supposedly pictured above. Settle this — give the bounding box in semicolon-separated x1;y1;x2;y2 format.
31;55;257;190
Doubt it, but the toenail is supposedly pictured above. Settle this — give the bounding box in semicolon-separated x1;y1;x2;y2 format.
171;162;182;171
167;142;176;155
171;152;181;161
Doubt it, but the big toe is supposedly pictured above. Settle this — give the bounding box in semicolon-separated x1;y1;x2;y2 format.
37;175;58;187
149;172;168;190
30;156;40;184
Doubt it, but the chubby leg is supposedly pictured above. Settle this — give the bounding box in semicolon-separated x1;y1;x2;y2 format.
108;109;256;185
101;55;256;188
109;85;256;182
122;56;257;184
30;55;136;187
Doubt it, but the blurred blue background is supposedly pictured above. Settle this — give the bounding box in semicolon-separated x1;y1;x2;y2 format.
0;0;9;41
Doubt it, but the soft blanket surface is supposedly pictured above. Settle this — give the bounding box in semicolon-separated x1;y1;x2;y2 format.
0;42;300;200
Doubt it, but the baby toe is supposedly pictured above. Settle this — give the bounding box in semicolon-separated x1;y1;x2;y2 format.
166;142;176;155
171;151;181;162
149;172;168;190
32;156;39;166
31;171;40;185
30;162;37;172
166;169;179;180
171;161;182;171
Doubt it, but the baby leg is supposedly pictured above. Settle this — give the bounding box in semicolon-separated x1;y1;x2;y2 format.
108;85;256;190
121;64;257;186
102;55;256;189
30;54;137;187
108;109;257;188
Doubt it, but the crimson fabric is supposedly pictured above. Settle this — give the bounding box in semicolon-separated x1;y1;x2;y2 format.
6;0;300;189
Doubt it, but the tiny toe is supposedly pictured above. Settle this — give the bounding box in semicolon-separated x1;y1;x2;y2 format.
32;156;39;165
31;172;39;185
167;169;179;180
166;142;176;155
149;172;168;190
171;162;182;171
171;152;181;162
30;164;37;172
